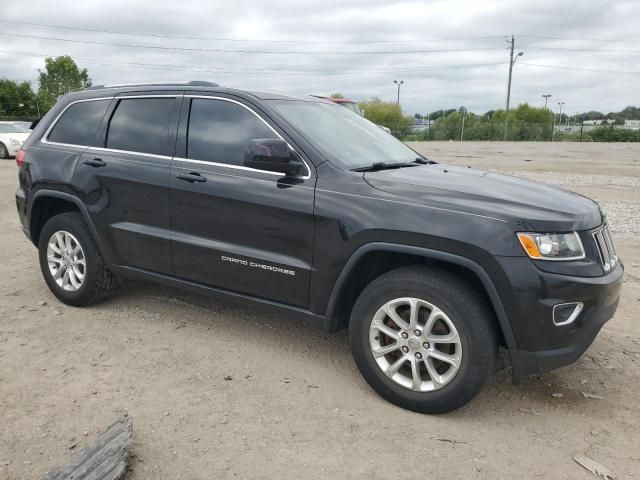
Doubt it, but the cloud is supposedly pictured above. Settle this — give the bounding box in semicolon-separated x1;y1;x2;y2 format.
1;0;639;115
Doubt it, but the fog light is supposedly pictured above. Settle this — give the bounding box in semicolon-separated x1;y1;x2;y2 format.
553;302;584;326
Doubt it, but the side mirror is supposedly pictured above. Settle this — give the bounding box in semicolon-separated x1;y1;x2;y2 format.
244;139;303;176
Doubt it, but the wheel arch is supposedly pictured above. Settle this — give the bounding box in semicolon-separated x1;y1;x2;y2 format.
28;190;103;253
325;242;517;350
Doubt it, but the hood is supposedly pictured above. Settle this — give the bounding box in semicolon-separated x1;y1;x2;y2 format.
364;164;603;231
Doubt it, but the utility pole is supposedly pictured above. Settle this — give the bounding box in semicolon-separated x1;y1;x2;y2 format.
460;108;466;142
394;80;404;105
504;36;524;141
542;94;552;109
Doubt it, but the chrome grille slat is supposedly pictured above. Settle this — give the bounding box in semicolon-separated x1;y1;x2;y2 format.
592;224;616;272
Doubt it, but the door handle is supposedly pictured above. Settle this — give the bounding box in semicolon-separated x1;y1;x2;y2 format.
83;158;107;167
176;172;206;183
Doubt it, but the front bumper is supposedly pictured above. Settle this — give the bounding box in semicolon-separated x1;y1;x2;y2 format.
495;257;624;377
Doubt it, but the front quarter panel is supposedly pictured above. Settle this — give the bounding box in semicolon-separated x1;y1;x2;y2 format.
309;162;523;315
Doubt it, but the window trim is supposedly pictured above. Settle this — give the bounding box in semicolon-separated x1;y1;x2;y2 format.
41;97;114;149
175;95;311;180
40;94;312;180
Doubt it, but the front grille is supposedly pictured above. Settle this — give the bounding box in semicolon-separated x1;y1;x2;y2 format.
593;224;617;272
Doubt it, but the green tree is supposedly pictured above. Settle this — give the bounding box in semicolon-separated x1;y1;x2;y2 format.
0;79;38;117
358;97;413;138
37;56;91;112
330;93;344;99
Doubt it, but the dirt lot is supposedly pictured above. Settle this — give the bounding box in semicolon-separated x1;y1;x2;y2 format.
1;142;639;479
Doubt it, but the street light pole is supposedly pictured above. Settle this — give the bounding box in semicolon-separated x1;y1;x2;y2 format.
460;108;466;142
542;94;552;109
503;36;524;141
557;101;565;128
394;80;404;105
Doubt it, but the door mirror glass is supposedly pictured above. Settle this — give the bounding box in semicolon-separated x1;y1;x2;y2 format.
244;138;302;176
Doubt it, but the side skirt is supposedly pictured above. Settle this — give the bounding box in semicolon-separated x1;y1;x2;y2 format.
108;264;333;332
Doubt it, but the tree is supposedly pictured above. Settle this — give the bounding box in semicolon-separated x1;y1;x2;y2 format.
358;97;413;138
38;56;92;112
330;93;344;99
0;79;38;117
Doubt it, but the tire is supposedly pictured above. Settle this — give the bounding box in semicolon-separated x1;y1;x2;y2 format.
38;212;118;306
0;143;8;159
349;266;497;414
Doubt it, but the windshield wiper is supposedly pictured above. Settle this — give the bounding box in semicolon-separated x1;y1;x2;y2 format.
414;157;437;165
351;162;421;172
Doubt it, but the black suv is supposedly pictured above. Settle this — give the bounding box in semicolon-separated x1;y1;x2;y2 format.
15;81;623;413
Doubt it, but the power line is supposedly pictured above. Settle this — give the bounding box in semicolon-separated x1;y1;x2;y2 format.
524;45;640;54
519;34;640;44
0;48;507;75
0;32;506;55
520;62;640;75
0;19;506;44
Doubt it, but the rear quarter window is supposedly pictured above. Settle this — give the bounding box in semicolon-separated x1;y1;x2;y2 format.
47;99;111;146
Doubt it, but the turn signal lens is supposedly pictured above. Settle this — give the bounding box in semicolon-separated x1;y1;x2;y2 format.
517;233;542;258
517;232;585;261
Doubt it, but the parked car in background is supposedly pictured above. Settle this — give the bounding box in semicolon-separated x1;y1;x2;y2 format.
0;122;31;159
10;121;34;131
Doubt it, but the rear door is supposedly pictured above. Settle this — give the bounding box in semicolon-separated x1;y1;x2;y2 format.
72;94;181;274
168;95;316;307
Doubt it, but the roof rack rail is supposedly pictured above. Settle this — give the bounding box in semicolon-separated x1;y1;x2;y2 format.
87;80;219;90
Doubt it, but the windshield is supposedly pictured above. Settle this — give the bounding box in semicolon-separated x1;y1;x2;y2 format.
0;123;29;134
268;100;419;169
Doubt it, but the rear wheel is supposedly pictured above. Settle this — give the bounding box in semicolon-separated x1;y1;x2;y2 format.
38;212;118;306
0;143;8;159
349;266;497;413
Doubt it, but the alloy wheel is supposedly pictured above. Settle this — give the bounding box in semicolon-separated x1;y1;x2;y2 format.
369;297;462;392
47;230;86;292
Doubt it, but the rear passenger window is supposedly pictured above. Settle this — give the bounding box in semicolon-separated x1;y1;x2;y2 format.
47;100;110;146
187;98;278;166
106;98;175;156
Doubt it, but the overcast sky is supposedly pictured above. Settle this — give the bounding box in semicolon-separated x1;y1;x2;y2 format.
1;0;638;115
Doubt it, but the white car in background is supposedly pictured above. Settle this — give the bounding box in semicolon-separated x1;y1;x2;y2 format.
0;122;31;159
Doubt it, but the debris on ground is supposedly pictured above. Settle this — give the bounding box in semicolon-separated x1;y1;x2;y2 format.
429;437;467;445
582;392;606;400
573;454;616;479
518;408;542;415
224;375;233;381
551;392;564;398
44;415;134;480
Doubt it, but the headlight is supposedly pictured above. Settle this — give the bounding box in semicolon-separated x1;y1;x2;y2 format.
517;232;585;261
9;138;22;147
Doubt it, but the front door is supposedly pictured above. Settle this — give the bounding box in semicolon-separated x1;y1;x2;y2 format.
169;96;315;307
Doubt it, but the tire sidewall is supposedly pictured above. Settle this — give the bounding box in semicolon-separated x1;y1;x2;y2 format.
0;143;8;159
350;273;494;412
38;214;100;306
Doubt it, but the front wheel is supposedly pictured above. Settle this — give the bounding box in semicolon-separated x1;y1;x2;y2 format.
349;266;497;414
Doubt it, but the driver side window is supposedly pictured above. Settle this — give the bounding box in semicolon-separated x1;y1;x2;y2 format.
186;98;278;167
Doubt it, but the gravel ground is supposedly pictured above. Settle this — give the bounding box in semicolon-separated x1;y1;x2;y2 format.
1;143;639;479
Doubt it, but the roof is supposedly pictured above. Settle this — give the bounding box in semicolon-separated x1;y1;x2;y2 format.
63;82;325;104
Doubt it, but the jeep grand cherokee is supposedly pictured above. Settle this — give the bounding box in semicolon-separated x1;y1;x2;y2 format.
15;81;623;413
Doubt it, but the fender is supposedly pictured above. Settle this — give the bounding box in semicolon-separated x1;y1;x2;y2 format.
325;242;517;350
29;189;105;255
